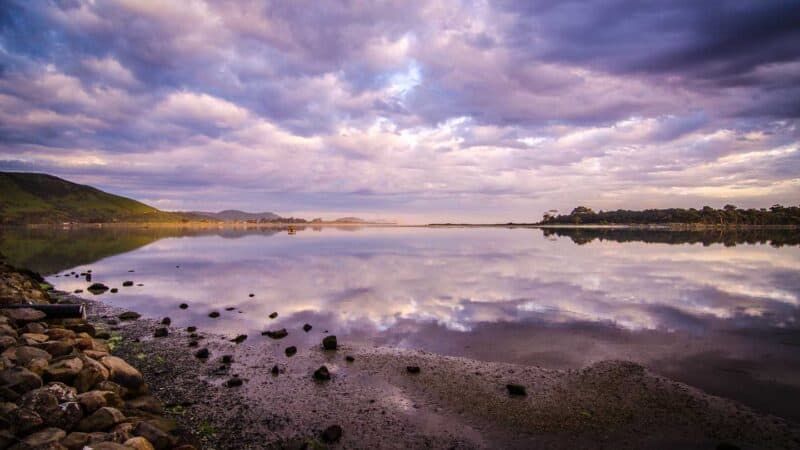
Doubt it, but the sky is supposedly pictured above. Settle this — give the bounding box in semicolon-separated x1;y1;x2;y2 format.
0;0;799;223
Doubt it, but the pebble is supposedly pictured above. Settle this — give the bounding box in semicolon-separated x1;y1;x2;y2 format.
313;366;331;381
285;346;297;357
322;335;337;350
194;348;210;359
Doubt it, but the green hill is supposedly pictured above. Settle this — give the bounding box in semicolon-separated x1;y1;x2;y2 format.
0;172;193;224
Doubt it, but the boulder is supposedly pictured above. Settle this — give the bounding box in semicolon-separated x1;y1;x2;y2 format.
122;281;134;287
284;346;297;357
322;335;337;350
8;407;43;434
76;406;125;432
42;340;75;357
87;283;110;295
16;427;66;448
133;421;175;450
124;437;155;450
1;308;46;323
0;336;16;352
44;356;83;383
313;366;331;381
0;366;42;394
153;328;168;338
125;395;162;414
22;322;47;334
25;357;49;377
47;328;76;341
61;432;90;450
506;383;526;396
75;356;109;392
10;346;52;365
99;357;143;390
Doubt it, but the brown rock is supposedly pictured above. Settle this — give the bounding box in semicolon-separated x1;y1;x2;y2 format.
42;340;75;358
61;431;90;450
16;427;66;448
76;406;125;432
125;395;162;414
0;307;46;323
47;328;76;340
44;357;84;383
22;322;47;334
133;421;175;450
100;357;143;390
0;336;16;352
94;381;127;399
0;324;18;338
124;436;155;450
75;356;109;393
21;332;49;343
0;366;42;394
8;407;43;434
91;442;129;450
78;390;122;413
26;357;49;376
9;345;52;365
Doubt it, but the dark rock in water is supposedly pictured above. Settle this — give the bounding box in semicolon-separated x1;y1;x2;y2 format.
189;333;199;339
161;317;171;326
225;307;235;311
74;289;83;293
137;283;143;286
208;311;220;318
231;334;247;344
262;328;288;339
122;281;134;287
268;312;278;319
128;270;135;272
194;348;210;359
85;274;92;282
321;425;343;443
271;365;280;375
322;335;337;350
284;346;297;357
87;283;109;295
188;340;198;348
118;311;140;321
186;326;197;332
248;293;254;297
303;323;312;332
313;366;331;381
109;288;118;293
345;356;355;362
506;384;526;396
406;366;421;374
154;327;168;338
179;303;188;309
225;376;242;387
222;355;233;364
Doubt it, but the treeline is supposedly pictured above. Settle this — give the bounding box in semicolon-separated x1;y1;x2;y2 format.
541;228;800;247
540;205;800;226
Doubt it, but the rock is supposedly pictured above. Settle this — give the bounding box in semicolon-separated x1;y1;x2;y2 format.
0;336;15;352
124;436;155;450
230;335;247;344
83;350;109;360
0;324;17;337
284;346;297;357
268;312;278;319
160;317;171;326
125;395;162;414
224;307;235;311
90;442;129;450
74;289;83;293
18;382;81;429
87;283;110;295
75;356;109;393
225;377;243;388
26;357;49;377
47;328;76;340
22;322;47;334
313;366;331;381
7;345;51;365
100;356;143;390
95;331;111;340
118;312;141;321
0;366;42;394
153;328;168;338
17;427;66;448
78;390;113;413
262;328;288;339
322;335;337;350
302;323;312;332
178;304;188;309
208;312;220;318
1;308;46;323
42;340;75;357
61;431;90;450
321;424;343;443
110;288;119;293
345;356;355;362
270;365;280;376
406;366;421;374
122;281;134;287
187;340;198;347
76;406;125;431
8;407;43;433
133;421;175;450
185;326;196;333
506;384;526;396
21;332;49;344
194;348;209;359
221;355;233;364
44;356;83;383
94;381;127;399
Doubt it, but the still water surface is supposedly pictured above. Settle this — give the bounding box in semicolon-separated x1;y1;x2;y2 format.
1;226;799;421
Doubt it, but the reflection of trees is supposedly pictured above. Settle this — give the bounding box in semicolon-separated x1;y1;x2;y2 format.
0;226;283;274
542;228;800;247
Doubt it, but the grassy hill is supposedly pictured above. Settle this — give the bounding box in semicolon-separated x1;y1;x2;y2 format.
0;172;194;224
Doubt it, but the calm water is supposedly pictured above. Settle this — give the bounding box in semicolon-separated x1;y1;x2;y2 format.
2;226;799;421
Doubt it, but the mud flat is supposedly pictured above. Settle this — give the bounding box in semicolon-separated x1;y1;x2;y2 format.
56;291;800;450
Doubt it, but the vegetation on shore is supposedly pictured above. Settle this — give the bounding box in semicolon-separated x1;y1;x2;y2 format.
539;205;800;226
0;172;198;225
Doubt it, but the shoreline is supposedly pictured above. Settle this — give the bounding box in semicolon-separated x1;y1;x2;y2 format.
4;264;800;449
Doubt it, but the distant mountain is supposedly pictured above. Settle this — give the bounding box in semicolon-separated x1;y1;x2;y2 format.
190;210;282;222
332;217;366;223
0;172;196;225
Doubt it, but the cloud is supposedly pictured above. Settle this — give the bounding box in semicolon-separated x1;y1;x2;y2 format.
0;0;797;221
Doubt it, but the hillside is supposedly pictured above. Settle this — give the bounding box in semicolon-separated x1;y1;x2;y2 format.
0;172;194;224
190;210;282;222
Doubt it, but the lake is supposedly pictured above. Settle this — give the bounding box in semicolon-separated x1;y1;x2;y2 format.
1;225;799;422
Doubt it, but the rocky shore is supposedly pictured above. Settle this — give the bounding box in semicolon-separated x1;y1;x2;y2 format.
3;262;800;449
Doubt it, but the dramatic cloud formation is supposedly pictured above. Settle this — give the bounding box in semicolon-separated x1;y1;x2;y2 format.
1;0;798;221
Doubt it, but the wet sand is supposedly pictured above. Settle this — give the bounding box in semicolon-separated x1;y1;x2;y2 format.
64;292;800;450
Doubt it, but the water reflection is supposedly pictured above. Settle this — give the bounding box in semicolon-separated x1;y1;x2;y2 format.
1;226;799;421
